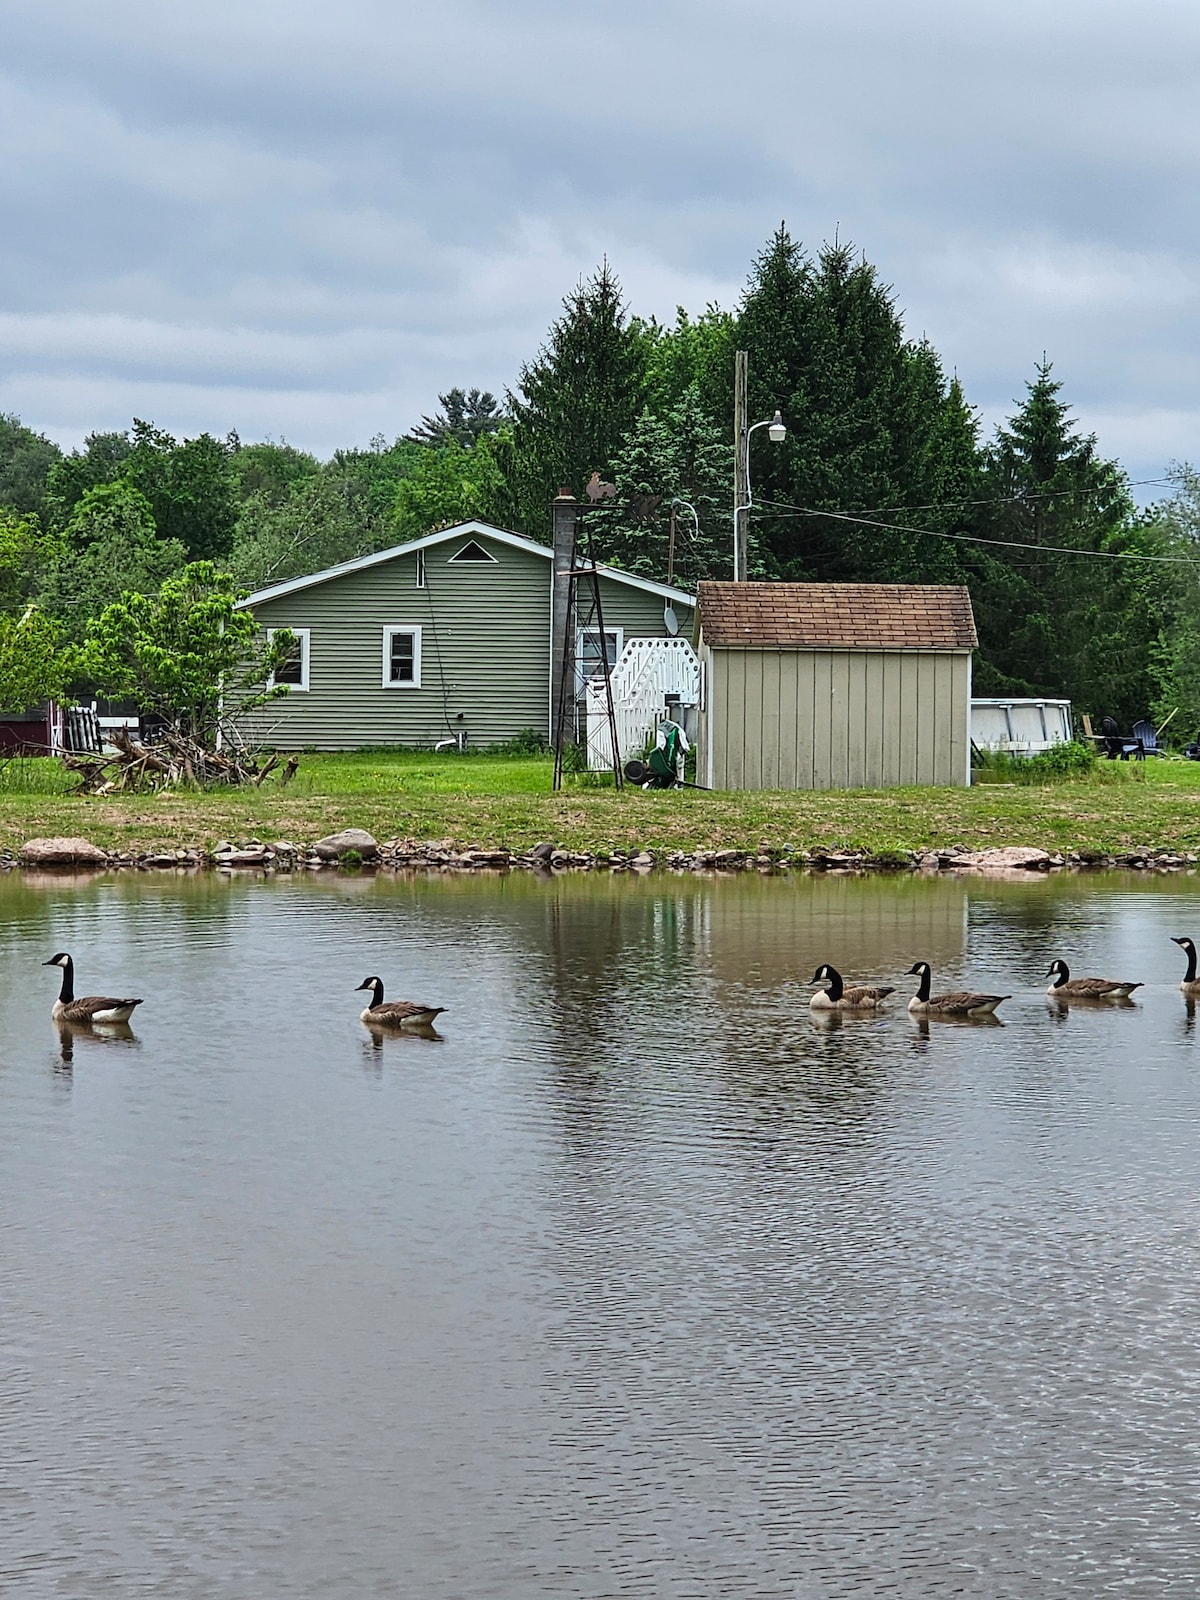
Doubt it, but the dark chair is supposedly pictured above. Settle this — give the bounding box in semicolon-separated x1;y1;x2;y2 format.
1132;719;1158;758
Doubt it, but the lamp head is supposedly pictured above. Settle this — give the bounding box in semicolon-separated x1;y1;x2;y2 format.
768;410;786;444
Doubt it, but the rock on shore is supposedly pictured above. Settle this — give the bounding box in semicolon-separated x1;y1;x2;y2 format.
18;836;109;865
4;834;1199;877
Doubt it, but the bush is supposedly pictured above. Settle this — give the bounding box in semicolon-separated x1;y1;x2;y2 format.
973;740;1097;785
488;728;548;756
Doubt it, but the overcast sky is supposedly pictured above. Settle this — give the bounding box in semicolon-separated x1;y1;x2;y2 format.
1;0;1196;487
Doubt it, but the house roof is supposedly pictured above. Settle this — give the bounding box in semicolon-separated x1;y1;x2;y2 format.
237;520;697;610
696;581;978;651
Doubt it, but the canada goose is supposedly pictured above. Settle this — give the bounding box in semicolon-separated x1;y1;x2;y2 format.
1172;937;1200;997
906;961;1009;1017
43;952;143;1024
1045;959;1141;1000
356;976;446;1029
810;964;894;1011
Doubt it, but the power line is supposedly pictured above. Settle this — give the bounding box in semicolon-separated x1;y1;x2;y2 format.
753;497;1200;568
838;476;1173;520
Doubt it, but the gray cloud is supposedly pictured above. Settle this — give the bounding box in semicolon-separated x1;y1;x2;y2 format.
0;0;1196;484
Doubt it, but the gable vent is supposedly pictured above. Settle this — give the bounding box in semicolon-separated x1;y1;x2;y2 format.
448;539;497;564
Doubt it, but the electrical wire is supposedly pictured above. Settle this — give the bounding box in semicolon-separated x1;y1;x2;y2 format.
751;497;1200;568
421;568;459;738
814;476;1173;521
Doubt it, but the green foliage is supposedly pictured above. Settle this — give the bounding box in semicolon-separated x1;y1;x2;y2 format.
230;474;376;591
0;413;61;522
733;228;982;582
642;306;734;422
0;755;72;795
45;431;135;527
391;435;511;542
488;727;549;756
78;562;293;744
48;481;188;637
973;363;1154;724
589;386;730;584
407;388;508;447
508;261;649;535
0;508;63;613
0;606;69;712
973;740;1098;784
123;420;239;561
229;439;321;504
44;421;239;562
327;435;428;528
1147;465;1200;738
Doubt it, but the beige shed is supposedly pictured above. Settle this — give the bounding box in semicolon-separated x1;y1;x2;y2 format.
695;581;977;790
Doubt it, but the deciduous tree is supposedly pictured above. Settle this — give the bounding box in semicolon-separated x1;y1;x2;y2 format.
79;562;293;745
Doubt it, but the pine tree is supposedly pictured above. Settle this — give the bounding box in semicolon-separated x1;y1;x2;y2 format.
731;228;981;582
975;363;1152;722
406;388;507;447
589;386;729;587
508;262;649;538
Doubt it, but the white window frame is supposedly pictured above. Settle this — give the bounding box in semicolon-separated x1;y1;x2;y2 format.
267;626;310;692
382;625;423;690
415;550;425;588
576;626;623;695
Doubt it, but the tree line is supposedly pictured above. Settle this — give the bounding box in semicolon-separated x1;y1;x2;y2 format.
3;223;1200;733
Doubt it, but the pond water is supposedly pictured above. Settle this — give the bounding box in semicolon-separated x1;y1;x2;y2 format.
3;866;1200;1598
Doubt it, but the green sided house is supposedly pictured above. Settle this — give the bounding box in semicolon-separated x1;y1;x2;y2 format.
235;520;696;750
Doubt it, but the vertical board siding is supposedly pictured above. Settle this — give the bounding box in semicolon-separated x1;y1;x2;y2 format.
708;648;970;790
239;536;694;750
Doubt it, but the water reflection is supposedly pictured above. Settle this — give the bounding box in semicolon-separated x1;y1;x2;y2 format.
3;868;1200;1596
54;1017;140;1063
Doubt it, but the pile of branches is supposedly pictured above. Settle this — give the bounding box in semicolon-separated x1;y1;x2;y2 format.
63;728;299;794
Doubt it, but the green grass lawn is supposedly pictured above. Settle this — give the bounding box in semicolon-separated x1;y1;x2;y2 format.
3;747;1200;858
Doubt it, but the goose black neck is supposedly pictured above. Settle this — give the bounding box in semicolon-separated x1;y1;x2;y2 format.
367;978;384;1008
915;965;931;1002
823;966;844;1001
1051;963;1070;989
1185;945;1198;984
58;958;74;1005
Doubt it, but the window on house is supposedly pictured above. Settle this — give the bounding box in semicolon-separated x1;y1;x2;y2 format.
382;626;422;689
415;550;425;588
268;627;310;692
448;539;497;563
576;627;623;692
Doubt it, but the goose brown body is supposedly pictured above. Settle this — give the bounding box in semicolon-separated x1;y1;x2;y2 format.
356;976;445;1029
1172;937;1200;997
43;953;142;1024
906;961;1008;1017
809;964;894;1011
1046;960;1141;1000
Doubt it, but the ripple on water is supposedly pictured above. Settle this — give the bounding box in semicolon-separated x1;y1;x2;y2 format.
3;870;1200;1596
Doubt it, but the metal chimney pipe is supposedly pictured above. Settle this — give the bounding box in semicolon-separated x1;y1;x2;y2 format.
549;490;577;748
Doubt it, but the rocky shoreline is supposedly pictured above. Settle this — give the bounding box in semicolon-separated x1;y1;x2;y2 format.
5;831;1198;876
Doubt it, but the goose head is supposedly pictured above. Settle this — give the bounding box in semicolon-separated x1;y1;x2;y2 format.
356;976;383;994
43;952;71;968
906;962;930;979
1172;937;1195;951
811;964;837;984
1047;959;1070;984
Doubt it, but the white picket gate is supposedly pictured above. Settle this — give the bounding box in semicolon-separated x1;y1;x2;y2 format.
584;636;701;770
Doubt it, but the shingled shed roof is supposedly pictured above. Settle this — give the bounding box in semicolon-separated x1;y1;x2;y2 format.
697;581;977;651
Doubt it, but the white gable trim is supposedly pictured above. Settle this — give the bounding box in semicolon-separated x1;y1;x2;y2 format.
236;520;696;610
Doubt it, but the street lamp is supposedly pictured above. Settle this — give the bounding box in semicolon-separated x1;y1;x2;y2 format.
734;409;785;581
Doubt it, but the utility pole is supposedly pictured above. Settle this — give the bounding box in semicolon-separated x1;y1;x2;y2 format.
733;349;748;581
667;500;677;589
